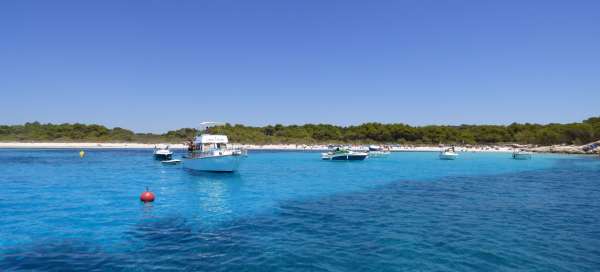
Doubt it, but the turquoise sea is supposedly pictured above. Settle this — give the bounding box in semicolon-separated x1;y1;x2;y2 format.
1;149;599;271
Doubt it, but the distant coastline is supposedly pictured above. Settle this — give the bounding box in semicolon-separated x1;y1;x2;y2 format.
1;117;599;155
0;142;597;155
1;117;599;148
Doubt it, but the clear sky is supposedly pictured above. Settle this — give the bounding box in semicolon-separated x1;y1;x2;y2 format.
1;0;599;132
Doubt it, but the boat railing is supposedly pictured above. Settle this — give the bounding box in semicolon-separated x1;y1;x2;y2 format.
185;148;247;159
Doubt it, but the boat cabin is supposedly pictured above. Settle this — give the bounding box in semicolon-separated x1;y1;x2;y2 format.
189;134;229;152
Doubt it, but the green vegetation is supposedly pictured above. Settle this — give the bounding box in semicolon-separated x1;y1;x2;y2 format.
0;123;196;144
1;117;599;145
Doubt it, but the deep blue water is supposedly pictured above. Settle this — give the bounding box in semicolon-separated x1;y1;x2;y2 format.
1;149;599;271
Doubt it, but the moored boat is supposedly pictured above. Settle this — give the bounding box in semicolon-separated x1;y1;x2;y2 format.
368;145;391;157
153;145;173;160
322;146;368;161
512;150;533;160
182;122;247;172
439;147;459;160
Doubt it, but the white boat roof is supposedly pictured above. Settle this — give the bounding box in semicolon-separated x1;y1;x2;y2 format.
194;134;228;144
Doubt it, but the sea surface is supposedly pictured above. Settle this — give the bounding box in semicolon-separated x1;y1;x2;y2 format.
0;149;599;271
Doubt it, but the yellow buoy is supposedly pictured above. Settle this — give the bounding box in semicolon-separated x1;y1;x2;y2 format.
79;150;85;158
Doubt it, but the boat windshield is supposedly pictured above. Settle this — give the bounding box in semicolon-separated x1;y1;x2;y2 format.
332;147;350;154
190;143;228;152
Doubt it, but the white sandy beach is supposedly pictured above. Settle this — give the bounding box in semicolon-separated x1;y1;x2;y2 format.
0;142;524;153
238;144;519;153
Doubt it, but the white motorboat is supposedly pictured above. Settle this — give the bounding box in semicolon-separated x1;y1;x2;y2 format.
439;147;459;160
153;145;173;160
182;122;247;172
322;146;368;161
512;150;532;160
368;145;391;157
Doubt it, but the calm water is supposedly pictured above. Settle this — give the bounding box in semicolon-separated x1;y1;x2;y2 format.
1;149;599;271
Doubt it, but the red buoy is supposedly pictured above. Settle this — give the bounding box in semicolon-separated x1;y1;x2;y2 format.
140;187;155;203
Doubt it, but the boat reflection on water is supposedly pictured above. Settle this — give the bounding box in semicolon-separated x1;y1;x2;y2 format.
182;171;241;219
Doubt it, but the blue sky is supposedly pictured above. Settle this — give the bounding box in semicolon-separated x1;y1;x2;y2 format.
1;0;599;132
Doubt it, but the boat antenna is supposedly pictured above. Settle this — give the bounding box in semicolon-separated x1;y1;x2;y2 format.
198;122;226;132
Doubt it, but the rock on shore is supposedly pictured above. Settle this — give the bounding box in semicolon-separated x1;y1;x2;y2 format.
526;145;590;154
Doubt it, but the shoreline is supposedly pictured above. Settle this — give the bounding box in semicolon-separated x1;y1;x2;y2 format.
0;142;595;154
0;142;187;149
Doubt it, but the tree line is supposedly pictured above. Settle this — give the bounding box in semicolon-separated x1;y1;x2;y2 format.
1;117;599;146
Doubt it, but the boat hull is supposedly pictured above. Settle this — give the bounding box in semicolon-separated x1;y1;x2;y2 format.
322;153;368;161
183;155;244;172
154;154;172;160
161;159;181;165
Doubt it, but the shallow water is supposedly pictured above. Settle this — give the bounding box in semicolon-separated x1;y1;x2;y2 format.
1;149;599;271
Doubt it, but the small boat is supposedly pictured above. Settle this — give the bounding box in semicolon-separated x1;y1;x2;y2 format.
512;150;532;160
161;159;181;165
182;122;247;172
368;145;391;157
322;147;368;161
439;147;459;160
153;145;173;160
